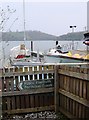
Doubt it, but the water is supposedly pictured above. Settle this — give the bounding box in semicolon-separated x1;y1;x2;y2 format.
0;40;87;67
45;56;85;63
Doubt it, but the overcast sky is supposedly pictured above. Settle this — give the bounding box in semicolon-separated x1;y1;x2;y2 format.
0;0;88;36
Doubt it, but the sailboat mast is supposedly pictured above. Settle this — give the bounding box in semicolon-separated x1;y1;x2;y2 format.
23;0;26;42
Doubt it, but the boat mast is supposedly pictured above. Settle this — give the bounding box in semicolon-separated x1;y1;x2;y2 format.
23;0;33;52
23;0;26;43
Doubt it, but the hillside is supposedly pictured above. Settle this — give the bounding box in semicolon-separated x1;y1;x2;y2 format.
1;30;85;41
57;31;84;41
2;30;57;41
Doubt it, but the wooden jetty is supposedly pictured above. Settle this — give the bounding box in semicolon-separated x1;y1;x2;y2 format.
0;63;89;119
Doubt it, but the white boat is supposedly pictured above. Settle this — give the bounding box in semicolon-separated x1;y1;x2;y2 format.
46;44;68;57
9;0;45;66
10;44;45;66
46;43;89;62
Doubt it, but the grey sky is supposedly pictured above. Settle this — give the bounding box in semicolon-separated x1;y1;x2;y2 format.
0;0;88;36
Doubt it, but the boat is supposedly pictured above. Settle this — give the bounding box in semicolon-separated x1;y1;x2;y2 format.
45;39;89;63
46;43;68;57
9;0;45;66
83;32;89;46
10;44;45;66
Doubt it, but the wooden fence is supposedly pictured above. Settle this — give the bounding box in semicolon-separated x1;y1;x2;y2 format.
0;64;89;119
58;65;89;119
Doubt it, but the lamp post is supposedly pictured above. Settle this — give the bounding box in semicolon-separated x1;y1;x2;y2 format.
70;26;76;50
70;26;76;32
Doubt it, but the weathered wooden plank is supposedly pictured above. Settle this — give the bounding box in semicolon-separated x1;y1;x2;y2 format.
69;77;73;93
19;67;23;72
24;67;28;72
66;76;70;92
87;82;89;100
5;77;10;92
2;70;54;77
2;98;7;110
66;97;69;112
59;75;63;89
44;66;47;71
16;96;20;109
7;97;11;110
25;95;30;108
75;79;79;96
58;69;88;80
14;67;18;72
79;104;82;118
15;76;19;91
71;78;75;95
83;81;87;99
20;96;25;109
34;94;39;107
82;105;86;118
48;65;54;70
79;80;83;98
29;67;32;72
39;94;43;107
50;93;54;105
3;105;54;115
10;76;14;91
75;102;79;118
59;89;89;107
34;66;37;72
2;77;4;92
2;87;54;97
30;95;34;108
43;94;48;106
72;100;76;116
69;99;73;115
11;96;16;110
39;66;42;71
64;76;67;91
59;107;76;119
54;65;59;113
85;107;89;118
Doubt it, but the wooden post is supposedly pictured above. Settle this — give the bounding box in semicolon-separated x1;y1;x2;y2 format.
0;77;2;119
31;41;33;52
54;65;59;113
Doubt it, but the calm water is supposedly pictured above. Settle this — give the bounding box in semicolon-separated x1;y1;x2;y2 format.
0;40;87;67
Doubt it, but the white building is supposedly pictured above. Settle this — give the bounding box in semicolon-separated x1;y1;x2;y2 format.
87;1;89;31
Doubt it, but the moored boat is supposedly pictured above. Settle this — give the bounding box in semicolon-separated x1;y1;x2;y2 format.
83;32;89;46
46;44;68;57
